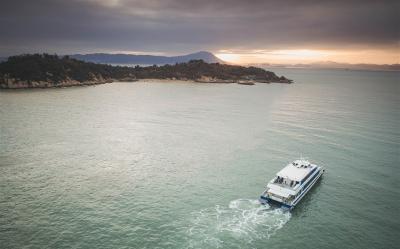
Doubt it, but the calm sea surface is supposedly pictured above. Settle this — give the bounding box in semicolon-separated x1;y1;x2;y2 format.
1;69;399;249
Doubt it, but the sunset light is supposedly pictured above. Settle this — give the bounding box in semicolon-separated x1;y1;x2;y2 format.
215;53;241;63
215;49;398;65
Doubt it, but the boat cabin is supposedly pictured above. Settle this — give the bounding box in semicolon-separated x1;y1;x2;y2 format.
273;159;316;189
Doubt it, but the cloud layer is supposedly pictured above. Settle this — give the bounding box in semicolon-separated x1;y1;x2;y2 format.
0;0;398;56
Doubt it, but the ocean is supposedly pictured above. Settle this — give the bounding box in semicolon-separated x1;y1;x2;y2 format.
0;68;399;248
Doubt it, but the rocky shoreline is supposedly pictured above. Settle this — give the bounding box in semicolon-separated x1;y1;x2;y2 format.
0;76;138;89
0;77;293;89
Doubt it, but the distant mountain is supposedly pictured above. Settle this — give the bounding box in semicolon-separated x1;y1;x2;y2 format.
70;51;225;65
252;61;400;71
304;61;400;71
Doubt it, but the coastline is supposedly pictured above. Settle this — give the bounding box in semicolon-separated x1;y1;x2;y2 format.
0;55;292;89
116;77;292;84
0;78;139;89
0;78;294;89
137;78;197;83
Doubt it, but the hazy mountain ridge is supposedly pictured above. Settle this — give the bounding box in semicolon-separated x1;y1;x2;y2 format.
251;61;400;71
70;51;225;65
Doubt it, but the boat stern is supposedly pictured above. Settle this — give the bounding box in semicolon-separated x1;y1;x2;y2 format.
259;195;269;205
259;195;294;210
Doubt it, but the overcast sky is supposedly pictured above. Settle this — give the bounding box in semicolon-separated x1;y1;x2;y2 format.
0;0;398;63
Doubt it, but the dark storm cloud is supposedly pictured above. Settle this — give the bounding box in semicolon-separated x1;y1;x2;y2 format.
0;0;398;55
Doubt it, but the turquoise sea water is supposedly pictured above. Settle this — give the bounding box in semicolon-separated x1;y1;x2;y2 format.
1;69;399;248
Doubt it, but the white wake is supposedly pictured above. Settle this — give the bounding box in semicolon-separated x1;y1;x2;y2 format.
185;199;291;248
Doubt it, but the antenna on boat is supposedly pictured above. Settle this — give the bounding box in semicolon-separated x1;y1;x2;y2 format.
299;154;309;161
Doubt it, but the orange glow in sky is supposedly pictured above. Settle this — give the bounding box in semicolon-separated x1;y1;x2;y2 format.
215;49;399;65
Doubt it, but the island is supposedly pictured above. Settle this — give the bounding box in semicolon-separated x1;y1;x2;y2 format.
0;54;292;89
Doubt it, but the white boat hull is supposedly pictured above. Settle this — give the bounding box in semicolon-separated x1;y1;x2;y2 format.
259;167;324;210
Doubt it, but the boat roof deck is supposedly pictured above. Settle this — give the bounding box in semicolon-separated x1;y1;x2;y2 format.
277;160;316;181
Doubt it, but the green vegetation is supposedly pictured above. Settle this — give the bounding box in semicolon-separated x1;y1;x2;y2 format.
0;54;134;84
0;54;292;88
132;59;290;82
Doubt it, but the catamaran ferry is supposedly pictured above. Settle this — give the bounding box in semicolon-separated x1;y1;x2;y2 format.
259;159;324;210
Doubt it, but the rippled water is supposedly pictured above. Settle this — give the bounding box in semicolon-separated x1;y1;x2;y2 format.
0;69;399;248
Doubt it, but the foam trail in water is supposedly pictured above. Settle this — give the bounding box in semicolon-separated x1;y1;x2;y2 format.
186;199;291;248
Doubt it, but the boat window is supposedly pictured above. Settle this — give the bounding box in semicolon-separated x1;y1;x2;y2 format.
302;171;320;190
302;168;317;184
